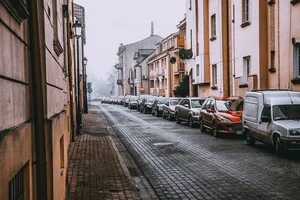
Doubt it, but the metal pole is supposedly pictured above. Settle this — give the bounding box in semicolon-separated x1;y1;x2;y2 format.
76;37;82;134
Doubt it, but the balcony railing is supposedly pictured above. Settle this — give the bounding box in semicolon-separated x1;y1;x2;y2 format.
117;79;123;85
157;69;165;76
175;37;185;48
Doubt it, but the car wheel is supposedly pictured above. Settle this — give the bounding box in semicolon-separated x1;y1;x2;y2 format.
246;131;255;146
188;116;194;127
212;122;220;138
275;136;284;157
162;111;166;119
199;118;206;132
168;112;172;121
175;114;181;124
155;109;159;117
143;108;146;114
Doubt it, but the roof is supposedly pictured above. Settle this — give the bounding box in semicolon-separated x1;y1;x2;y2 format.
247;90;300;105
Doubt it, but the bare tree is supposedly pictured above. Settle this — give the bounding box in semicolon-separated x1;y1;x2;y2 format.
107;67;116;96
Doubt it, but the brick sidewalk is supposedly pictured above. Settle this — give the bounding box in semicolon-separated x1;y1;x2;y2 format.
66;106;140;200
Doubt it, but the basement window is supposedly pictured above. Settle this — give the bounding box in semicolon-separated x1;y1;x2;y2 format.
60;136;65;176
9;162;29;200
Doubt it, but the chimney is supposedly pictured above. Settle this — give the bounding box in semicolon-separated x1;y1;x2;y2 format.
151;22;154;36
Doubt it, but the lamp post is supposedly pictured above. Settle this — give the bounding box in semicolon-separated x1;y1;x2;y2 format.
73;20;82;135
83;57;88;113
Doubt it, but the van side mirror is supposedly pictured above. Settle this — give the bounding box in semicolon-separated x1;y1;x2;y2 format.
184;104;190;108
261;116;271;123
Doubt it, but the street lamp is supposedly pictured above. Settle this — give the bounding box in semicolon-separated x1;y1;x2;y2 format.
83;57;88;65
73;20;83;135
83;57;88;113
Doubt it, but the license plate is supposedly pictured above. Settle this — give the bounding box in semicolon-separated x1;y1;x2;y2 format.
236;131;243;135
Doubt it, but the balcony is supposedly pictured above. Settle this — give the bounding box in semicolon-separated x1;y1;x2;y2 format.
117;79;123;85
157;69;165;76
175;36;186;48
150;71;156;80
114;63;122;70
159;88;165;95
174;63;185;75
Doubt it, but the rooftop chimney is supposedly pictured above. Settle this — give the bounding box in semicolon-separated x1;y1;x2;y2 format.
151;22;154;36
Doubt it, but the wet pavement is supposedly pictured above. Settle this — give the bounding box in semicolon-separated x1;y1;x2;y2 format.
97;103;300;200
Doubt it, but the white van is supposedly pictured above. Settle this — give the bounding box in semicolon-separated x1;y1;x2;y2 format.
243;90;300;156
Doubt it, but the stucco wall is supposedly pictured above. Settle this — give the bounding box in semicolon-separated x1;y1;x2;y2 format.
0;123;33;200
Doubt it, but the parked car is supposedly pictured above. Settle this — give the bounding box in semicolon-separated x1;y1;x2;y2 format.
175;97;207;127
121;96;126;106
162;98;182;120
117;96;124;105
199;96;244;137
123;95;132;107
140;96;157;114
128;96;138;109
151;97;169;117
137;95;150;111
243;90;300;156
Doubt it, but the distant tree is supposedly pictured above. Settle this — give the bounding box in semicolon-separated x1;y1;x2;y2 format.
107;68;117;95
174;75;189;97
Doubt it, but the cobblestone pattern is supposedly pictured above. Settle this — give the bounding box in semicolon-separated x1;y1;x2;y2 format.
66;106;139;200
100;104;300;200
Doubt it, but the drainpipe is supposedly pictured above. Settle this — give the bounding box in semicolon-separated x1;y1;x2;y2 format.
65;5;76;142
76;36;82;134
28;0;48;199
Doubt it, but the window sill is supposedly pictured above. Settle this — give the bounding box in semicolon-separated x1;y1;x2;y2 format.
269;68;276;73
268;0;275;6
291;0;300;5
1;0;29;24
239;84;248;88
291;78;300;84
210;36;217;41
241;21;251;28
211;86;218;90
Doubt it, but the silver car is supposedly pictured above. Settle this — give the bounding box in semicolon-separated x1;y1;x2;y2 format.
243;90;300;156
175;97;207;127
162;98;182;120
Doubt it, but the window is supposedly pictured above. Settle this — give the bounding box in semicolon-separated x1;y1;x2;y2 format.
211;14;216;38
9;163;29;200
261;105;271;118
150;80;154;88
212;64;217;86
293;45;300;78
202;100;212;109
232;5;235;23
180;99;187;106
189;0;192;10
196;64;200;76
244;56;251;76
60;136;65;176
190;29;193;49
242;0;250;23
271;51;275;69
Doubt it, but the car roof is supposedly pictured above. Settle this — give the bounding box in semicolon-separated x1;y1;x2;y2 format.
246;90;300;105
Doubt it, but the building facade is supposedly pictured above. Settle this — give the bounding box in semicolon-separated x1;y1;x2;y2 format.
115;28;163;96
0;0;85;199
185;0;300;98
148;33;177;97
132;49;155;96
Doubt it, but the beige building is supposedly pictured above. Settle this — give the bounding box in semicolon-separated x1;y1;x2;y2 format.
148;33;177;97
267;0;300;91
0;0;82;199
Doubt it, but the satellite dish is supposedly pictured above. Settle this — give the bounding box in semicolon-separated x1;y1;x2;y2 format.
185;49;193;59
170;57;176;64
179;49;187;59
179;49;194;60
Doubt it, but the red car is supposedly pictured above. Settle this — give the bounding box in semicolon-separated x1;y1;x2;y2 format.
199;96;244;137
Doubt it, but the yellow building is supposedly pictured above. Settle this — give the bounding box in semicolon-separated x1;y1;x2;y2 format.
0;0;81;199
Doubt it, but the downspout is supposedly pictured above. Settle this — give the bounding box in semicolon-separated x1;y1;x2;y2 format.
28;0;48;199
226;0;230;96
65;6;76;142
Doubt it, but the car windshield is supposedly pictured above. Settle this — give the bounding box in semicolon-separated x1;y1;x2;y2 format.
146;97;156;103
273;105;300;120
158;98;168;104
191;99;205;108
170;99;181;106
216;99;244;111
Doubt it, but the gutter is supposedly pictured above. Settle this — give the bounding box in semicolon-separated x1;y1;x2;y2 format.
28;0;48;199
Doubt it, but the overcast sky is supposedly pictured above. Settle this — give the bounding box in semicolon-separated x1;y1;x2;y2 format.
75;0;186;83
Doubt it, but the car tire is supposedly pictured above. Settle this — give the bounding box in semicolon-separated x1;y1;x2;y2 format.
143;108;147;114
275;136;285;157
199;118;206;132
168;112;173;121
212;122;220;138
175;114;181;124
162;111;166;119
246;131;255;146
188;116;194;128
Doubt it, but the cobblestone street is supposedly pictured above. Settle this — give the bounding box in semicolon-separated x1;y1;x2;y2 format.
98;103;300;200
